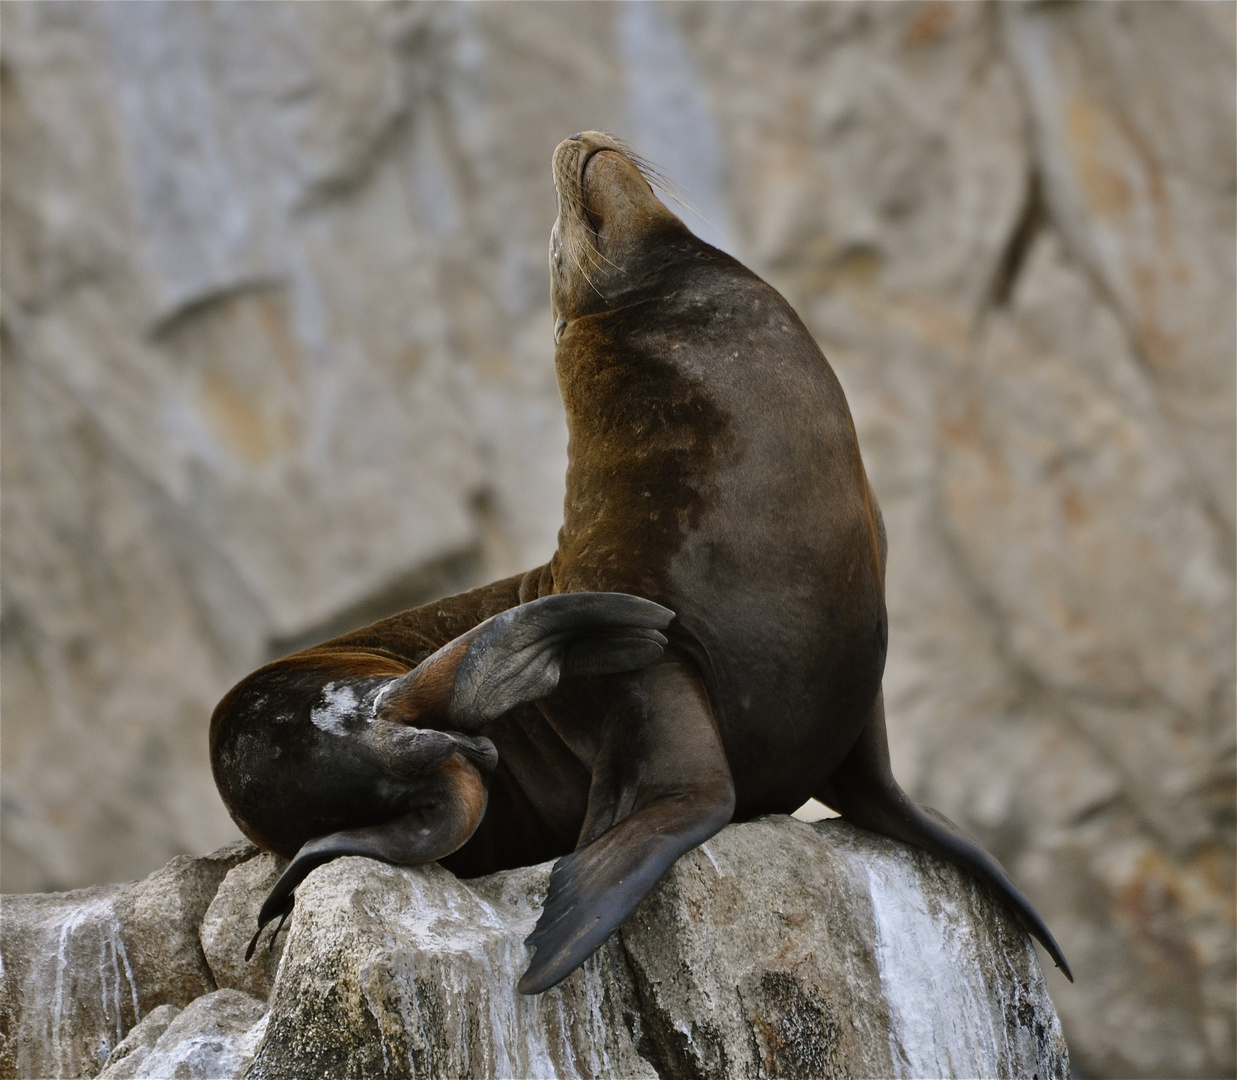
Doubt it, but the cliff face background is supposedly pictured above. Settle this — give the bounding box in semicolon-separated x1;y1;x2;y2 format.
1;3;1232;1076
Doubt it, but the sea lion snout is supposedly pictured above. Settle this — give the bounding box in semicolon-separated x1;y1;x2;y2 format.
553;129;615;167
581;151;649;220
550;131;684;326
558;133;665;229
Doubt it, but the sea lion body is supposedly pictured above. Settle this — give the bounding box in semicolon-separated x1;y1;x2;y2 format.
547;228;887;819
211;132;1071;993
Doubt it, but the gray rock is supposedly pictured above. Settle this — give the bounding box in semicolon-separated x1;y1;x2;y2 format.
0;842;251;1078
95;1004;181;1079
0;0;490;896
241;819;1067;1080
98;990;267;1080
622;819;1066;1080
244;859;656;1080
200;852;289;1002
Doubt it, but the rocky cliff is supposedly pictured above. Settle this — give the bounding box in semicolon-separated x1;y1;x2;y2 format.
1;4;1232;1076
0;819;1068;1079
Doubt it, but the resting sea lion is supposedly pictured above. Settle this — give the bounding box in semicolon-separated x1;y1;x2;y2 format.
210;131;1072;992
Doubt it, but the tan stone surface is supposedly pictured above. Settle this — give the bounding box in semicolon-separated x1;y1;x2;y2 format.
1;3;1232;1076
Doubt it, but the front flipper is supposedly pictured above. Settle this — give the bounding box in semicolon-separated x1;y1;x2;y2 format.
519;659;735;994
378;592;675;731
816;690;1074;982
247;749;490;959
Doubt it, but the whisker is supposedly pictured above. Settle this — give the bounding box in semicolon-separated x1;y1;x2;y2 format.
604;136;697;217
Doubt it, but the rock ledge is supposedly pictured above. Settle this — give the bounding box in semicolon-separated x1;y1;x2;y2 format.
1;818;1068;1079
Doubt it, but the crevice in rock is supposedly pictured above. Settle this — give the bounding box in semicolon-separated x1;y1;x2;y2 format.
295;98;415;214
147;280;286;342
986;168;1043;310
616;927;701;1080
1031;210;1232;556
999;4;1236;567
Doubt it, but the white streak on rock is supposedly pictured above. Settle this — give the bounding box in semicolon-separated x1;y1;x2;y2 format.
108;990;268;1080
43;896;139;1077
864;852;1006;1079
698;840;722;876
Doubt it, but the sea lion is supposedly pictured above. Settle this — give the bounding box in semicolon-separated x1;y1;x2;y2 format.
210;131;1072;993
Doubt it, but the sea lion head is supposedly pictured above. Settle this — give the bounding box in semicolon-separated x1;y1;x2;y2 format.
549;131;691;340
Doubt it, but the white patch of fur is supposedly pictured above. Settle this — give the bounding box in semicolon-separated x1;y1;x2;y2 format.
310;682;361;737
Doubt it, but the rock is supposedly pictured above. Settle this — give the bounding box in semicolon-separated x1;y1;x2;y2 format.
95;1004;180;1079
1005;0;1237;535
97;990;267;1080
200;852;289;1002
240;819;1067;1079
621;820;1065;1080
0;821;1071;1078
0;841;252;1079
0;0;492;896
1;824;1068;1079
244;860;654;1080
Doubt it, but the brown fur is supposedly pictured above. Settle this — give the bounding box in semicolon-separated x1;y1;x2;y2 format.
211;132;1071;992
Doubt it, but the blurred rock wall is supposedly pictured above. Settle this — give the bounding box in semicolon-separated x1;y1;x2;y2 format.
1;3;1232;1076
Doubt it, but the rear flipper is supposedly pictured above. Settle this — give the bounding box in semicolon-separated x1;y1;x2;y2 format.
816;690;1073;982
247;742;493;959
519;659;736;994
376;591;675;731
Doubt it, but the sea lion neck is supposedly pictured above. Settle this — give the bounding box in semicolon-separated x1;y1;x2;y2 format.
549;131;695;333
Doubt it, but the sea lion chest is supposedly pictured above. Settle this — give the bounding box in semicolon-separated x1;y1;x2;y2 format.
548;267;887;814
